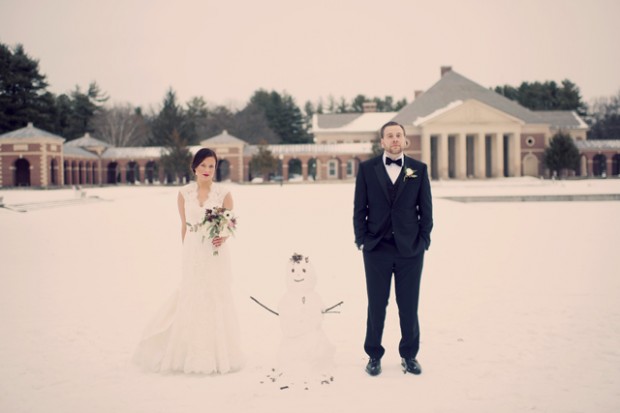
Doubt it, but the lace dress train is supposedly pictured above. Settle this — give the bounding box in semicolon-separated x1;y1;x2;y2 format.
133;183;244;374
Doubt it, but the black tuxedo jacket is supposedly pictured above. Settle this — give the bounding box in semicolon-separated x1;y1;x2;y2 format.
353;155;433;257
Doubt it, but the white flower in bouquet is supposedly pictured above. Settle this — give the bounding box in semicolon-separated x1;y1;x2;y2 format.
187;207;237;256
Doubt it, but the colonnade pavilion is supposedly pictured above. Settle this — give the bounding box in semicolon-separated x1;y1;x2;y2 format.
1;66;618;187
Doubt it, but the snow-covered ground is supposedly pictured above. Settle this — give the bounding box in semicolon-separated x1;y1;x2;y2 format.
1;177;619;413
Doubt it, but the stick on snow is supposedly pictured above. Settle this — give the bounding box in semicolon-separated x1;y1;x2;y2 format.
250;296;279;316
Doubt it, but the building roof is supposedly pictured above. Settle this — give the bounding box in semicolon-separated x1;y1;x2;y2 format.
315;113;363;129
575;140;620;150
411;100;464;126
244;142;371;156
313;112;398;133
65;133;111;148
201;130;246;146
393;69;544;125
101;147;166;160
535;111;589;129
0;122;65;142
63;145;99;159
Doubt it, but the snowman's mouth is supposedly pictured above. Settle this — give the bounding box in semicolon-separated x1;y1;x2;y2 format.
293;278;305;282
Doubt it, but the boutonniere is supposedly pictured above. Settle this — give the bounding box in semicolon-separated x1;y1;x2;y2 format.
403;167;418;182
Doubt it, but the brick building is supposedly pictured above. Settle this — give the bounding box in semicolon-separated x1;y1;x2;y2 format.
1;67;618;187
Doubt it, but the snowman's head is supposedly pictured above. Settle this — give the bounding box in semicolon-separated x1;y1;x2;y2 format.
285;253;317;292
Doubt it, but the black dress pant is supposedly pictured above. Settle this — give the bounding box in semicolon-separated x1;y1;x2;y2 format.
363;238;424;360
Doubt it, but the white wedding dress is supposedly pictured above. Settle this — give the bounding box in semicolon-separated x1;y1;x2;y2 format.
133;182;244;374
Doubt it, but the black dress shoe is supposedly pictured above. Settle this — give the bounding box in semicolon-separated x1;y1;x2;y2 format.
365;358;381;376
401;358;422;375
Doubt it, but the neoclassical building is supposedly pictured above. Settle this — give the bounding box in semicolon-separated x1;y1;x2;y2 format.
1;66;618;187
313;66;605;180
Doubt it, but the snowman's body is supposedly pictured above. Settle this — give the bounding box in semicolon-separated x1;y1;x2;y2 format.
276;254;334;376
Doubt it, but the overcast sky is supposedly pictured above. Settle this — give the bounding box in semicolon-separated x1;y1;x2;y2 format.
1;0;618;111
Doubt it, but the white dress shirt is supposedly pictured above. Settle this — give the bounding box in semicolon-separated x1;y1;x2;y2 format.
383;153;404;184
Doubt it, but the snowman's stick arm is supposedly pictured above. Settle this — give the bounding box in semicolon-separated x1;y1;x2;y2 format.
250;296;279;316
323;301;344;314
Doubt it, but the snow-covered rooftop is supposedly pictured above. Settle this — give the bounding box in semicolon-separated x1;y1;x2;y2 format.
575;139;620;150
101;147;165;160
313;112;397;133
393;70;544;125
200;130;246;146
412;100;463;126
0;122;65;142
244;142;372;156
63;145;99;159
65;133;111;148
536;111;589;129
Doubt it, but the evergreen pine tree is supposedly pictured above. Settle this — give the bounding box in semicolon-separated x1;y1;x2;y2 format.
543;131;580;178
250;89;311;144
249;142;278;179
159;129;193;184
148;89;188;146
0;43;53;133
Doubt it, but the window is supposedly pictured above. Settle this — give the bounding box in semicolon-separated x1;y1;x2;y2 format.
346;159;355;177
525;136;535;147
328;160;338;178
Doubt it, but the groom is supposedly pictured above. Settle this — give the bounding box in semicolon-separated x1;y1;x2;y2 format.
353;121;433;376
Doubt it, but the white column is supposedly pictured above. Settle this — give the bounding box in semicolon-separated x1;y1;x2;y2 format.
41;144;48;187
421;131;431;167
492;132;504;178
511;131;522;177
97;158;103;185
239;149;245;183
455;133;467;179
474;132;486;178
438;134;449;179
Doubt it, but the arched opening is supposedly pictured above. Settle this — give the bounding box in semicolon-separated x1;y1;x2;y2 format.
72;161;78;185
288;158;302;181
64;160;70;185
612;154;620;177
84;162;90;184
523;153;539;177
592;154;607;177
126;161;139;184
217;159;231;181
145;161;157;184
14;158;31;186
107;162;119;184
78;161;84;184
50;159;58;185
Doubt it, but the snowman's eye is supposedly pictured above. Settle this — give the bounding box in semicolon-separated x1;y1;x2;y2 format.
303;269;306;273
291;269;295;273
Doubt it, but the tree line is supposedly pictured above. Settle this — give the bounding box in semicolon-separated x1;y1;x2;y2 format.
1;42;619;152
0;42;409;149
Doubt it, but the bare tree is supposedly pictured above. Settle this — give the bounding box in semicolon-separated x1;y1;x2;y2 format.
93;104;148;147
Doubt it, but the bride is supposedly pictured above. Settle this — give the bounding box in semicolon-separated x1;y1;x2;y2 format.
133;148;244;374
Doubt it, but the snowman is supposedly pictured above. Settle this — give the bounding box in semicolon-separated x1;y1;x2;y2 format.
252;253;340;388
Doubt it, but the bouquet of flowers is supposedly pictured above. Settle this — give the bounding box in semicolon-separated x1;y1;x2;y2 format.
187;207;237;256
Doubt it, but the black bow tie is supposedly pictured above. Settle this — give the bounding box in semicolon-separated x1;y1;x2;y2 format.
385;157;402;167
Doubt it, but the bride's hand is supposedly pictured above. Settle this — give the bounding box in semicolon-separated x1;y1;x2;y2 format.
212;236;228;247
